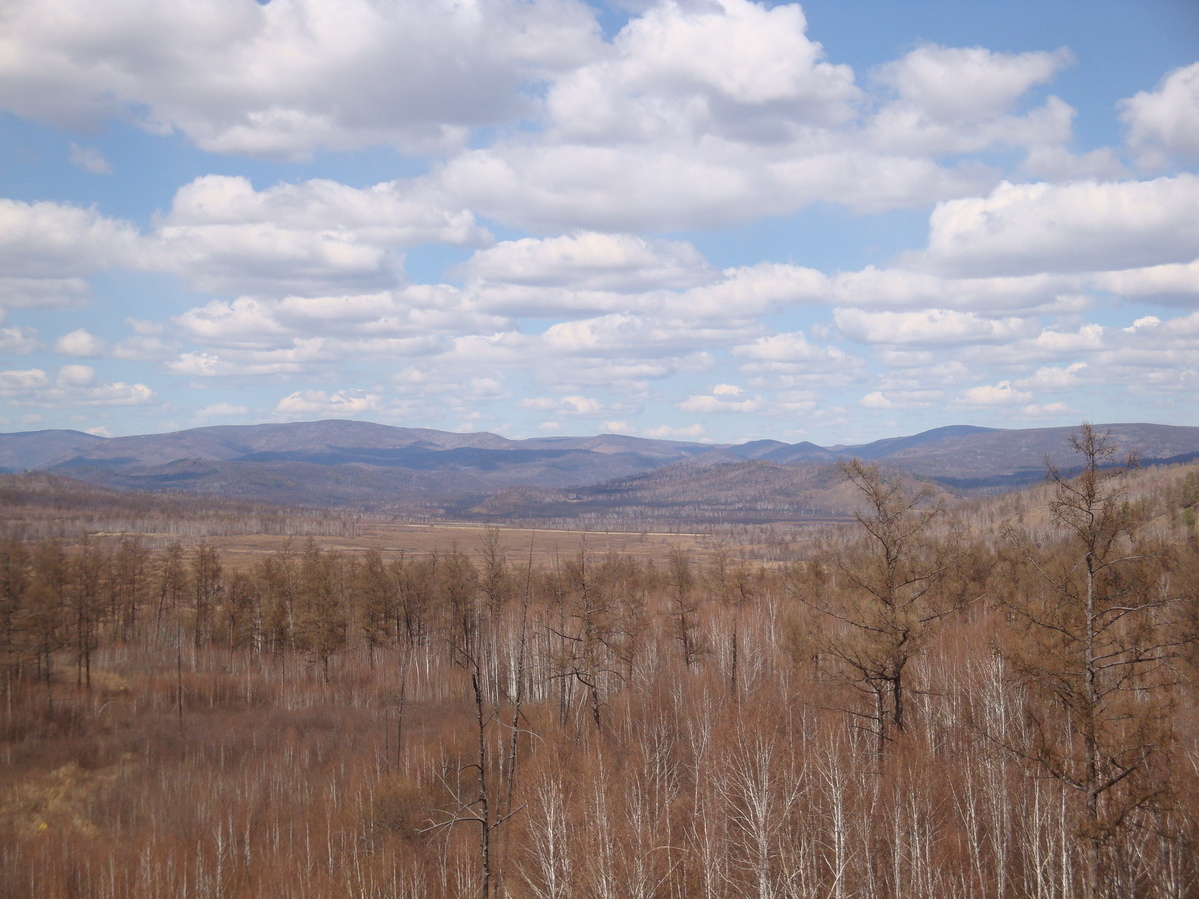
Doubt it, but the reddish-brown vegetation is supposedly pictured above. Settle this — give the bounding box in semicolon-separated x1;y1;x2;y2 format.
2;433;1197;898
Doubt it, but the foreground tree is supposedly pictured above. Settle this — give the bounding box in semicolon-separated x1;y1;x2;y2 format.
798;460;950;750
1000;424;1184;897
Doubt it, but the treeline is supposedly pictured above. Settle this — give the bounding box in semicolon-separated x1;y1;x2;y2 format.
0;471;366;542
1;427;1198;899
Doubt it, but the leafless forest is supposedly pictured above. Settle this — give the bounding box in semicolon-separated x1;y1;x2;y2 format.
2;426;1198;899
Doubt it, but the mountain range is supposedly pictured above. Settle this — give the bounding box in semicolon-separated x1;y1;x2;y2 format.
2;419;1197;524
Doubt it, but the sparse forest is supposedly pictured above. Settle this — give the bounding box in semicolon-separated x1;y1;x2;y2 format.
2;427;1197;899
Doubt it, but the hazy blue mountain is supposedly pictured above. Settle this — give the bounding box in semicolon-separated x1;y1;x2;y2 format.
2;419;1196;520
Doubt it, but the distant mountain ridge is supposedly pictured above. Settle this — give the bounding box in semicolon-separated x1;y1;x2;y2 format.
1;419;1196;522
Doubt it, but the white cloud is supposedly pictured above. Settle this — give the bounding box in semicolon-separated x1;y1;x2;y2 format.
0;0;601;159
913;175;1199;277
68;143;111;175
1091;260;1199;305
55;328;107;357
157;175;490;296
539;313;746;357
170;290;505;370
735;330;845;363
0;327;40;354
428;13;1091;232
561;395;602;415
0;366;154;406
276;389;381;416
1019;362;1088;390
1021;402;1072;417
0;277;90;309
734;330;864;391
545;0;859;145
676;263;828;317
827;265;1083;314
860;390;941;410
1120;63;1199;169
522;394;608;416
959;380;1033;406
437;135;991;233
56;364;95;387
0;369;49;393
835;307;1032;346
678;384;762;413
869;45;1075;156
874;45;1072;124
0;199;140;306
168;340;334;378
461;231;716;292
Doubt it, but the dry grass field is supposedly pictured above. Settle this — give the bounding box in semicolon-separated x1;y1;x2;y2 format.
199;521;725;572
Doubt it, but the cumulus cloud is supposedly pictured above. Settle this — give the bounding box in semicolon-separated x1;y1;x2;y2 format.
170;289;504;370
168;340;335;378
911;175;1199;277
157;175;490;296
0;199;140;306
55;328;107;357
276;389;382;416
860;389;942;410
869;45;1075;156
678;384;762;413
431;5;1077;231
545;0;859;145
0;0;601;159
734;330;864;391
540;313;745;357
1019;362;1088;390
1092;260;1199;305
0;327;40;354
1120;63;1199;169
835;308;1033;346
437;128;992;233
1021;402;1073;418
521;394;608;416
875;45;1072;123
958;380;1033;406
0;366;155;406
461;232;717;292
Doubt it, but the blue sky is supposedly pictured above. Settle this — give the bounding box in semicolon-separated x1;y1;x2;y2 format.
1;0;1196;445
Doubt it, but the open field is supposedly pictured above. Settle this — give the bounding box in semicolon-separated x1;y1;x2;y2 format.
198;522;732;571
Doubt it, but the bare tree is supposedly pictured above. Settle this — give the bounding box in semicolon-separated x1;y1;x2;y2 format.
0;535;29;719
1000;424;1184;898
191;541;223;650
668;546;701;669
798;460;949;751
429;545;516;899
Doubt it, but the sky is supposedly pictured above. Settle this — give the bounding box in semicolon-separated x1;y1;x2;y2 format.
0;0;1197;446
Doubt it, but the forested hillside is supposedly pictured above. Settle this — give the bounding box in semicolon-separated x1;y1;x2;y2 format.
1;427;1197;899
5;420;1198;521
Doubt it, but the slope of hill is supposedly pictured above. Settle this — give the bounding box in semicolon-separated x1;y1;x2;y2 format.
472;460;862;525
2;419;1196;522
0;429;104;472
